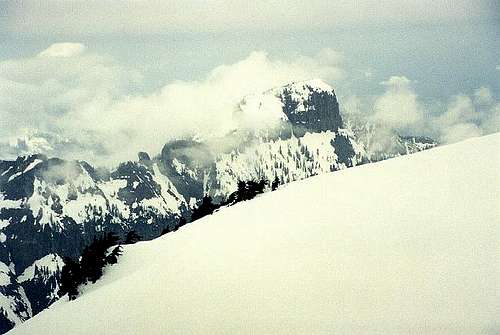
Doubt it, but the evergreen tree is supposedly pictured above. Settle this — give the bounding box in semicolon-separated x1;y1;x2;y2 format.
80;232;120;284
178;217;187;228
191;196;218;221
79;242;106;284
124;230;141;244
246;179;267;198
257;179;267;193
224;178;270;206
106;245;122;265
236;180;248;202
58;257;82;301
272;176;280;191
58;232;122;301
160;225;171;236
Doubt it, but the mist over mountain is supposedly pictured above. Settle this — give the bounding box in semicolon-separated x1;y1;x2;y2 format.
1;1;498;333
1;44;498;167
0;80;441;332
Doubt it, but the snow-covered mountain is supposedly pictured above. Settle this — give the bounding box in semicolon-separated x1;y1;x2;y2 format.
0;79;436;332
157;80;433;201
0;155;187;332
8;133;499;335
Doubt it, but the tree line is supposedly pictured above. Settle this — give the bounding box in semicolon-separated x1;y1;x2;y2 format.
190;176;281;222
59;230;141;300
59;176;281;301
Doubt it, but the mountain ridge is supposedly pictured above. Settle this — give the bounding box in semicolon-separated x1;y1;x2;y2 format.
8;132;498;335
0;79;436;333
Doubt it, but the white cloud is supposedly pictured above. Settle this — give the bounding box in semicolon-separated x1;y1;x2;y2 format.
441;123;482;144
372;76;423;132
436;92;500;143
37;43;86;58
342;77;499;147
0;43;143;164
482;104;500;134
0;45;343;165
80;50;344;163
438;95;478;126
1;42;498;165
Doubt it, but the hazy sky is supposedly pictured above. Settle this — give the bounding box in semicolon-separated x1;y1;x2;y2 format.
0;1;498;165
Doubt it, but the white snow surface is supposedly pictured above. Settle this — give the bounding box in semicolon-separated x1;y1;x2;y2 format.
17;254;64;284
9;134;500;335
0;262;11;286
0;194;23;211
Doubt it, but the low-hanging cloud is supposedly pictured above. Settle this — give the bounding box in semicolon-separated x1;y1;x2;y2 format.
372;76;424;133
437;88;500;143
1;43;498;167
344;77;500;147
0;44;344;165
0;43;143;164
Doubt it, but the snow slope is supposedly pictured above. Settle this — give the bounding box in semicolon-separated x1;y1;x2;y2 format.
9;134;500;335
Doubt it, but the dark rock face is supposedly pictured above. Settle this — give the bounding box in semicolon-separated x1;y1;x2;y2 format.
19;258;62;315
138;152;151;162
159;139;218;202
331;133;358;167
112;162;161;206
279;84;343;136
0;314;14;334
0;155;44;201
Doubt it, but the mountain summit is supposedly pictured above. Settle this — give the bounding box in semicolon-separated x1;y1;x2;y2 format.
236;79;342;135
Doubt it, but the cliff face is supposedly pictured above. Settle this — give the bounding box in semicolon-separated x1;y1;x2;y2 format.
277;79;343;134
159;80;364;201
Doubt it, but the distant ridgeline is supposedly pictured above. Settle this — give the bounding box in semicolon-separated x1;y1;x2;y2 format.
0;80;436;333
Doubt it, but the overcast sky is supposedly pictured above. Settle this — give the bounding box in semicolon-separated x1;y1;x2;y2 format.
0;1;498;165
2;0;498;34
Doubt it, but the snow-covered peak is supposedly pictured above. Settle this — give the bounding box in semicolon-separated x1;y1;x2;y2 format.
271;79;336;115
236;79;334;119
274;78;334;95
234;79;341;135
